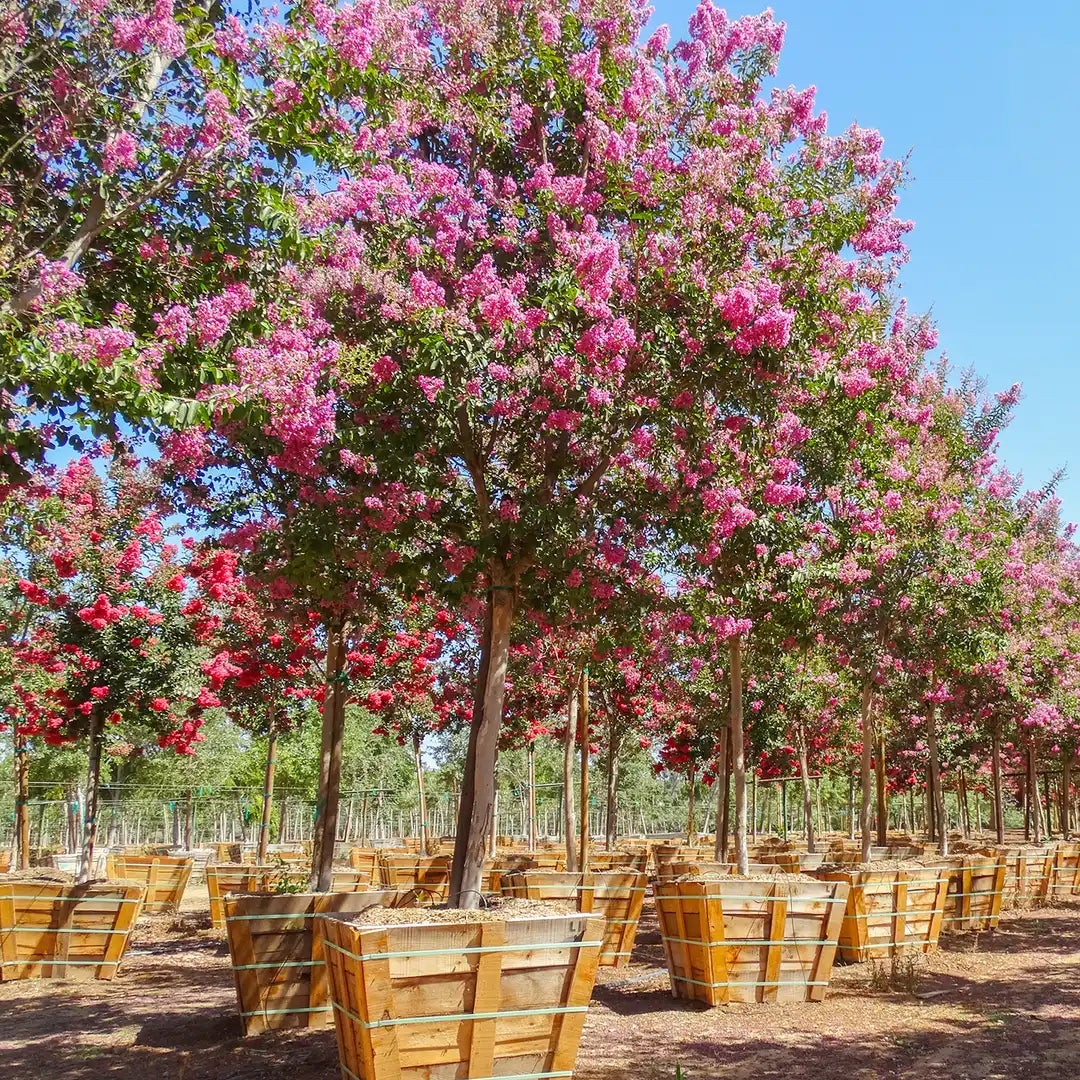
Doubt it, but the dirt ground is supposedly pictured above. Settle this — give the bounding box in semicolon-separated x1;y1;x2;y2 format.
2;889;1078;1080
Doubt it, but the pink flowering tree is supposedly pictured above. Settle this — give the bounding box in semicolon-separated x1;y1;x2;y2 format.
201;0;923;904
0;0;333;479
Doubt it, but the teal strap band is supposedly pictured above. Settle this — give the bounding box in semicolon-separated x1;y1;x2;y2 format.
4;895;143;904
320;936;599;964
340;1067;570;1080
332;999;588;1030
2;958;120;967
239;1006;326;1017
674;975;830;989
656;893;847;904
848;909;944;919
232;960;322;971
663;935;835;947
0;926;132;935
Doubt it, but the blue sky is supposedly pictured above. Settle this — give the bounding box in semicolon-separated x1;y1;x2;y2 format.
652;0;1080;523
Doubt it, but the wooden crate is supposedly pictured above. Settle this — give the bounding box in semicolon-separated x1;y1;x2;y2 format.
206;864;309;930
318;910;604;1080
502;871;647;967
586;851;649;873
348;848;381;884
225;889;418;1034
757;851;828;874
992;848;1054;904
662;859;769;884
941;855;1006;932
0;882;145;981
105;854;193;912
652;845;712;880
1047;843;1080;899
810;866;949;962
655;877;848;1005
488;854;563;894
378;854;452;903
329;870;371;892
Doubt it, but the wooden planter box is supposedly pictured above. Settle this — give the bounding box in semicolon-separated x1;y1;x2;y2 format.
941;855;1006;932
1047;843;1080;899
105;854;193;913
318;910;605;1080
502;870;647;967
991;847;1054;904
656;877;848;1004
0;882;145;981
587;851;649;873
225;889;418;1034
348;848;380;883
206;864;309;930
377;854;452;903
810;866;949;962
756;851;828;874
652;845;712;881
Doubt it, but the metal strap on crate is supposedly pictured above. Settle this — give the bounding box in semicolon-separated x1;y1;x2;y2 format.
320;936;599;964
674;975;830;989
655;893;847;904
0;926;133;935
662;935;835;947
2;958;119;967
331;999;588;1030
232;959;322;971
340;1067;570;1080
238;1005;326;1018
4;895;143;904
848;909;944;920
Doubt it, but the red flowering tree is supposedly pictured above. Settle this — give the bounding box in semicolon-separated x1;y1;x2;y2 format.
4;453;217;878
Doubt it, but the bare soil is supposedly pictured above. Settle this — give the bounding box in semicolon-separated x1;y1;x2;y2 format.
2;888;1077;1080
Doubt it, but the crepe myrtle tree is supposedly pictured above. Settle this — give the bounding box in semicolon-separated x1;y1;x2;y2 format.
194;567;324;863
162;0;923;902
0;0;341;480
4;452;217;879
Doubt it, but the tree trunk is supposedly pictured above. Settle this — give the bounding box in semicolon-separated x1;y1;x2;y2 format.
449;577;515;908
713;727;729;860
413;734;430;855
562;684;579;873
604;711;619;851
992;724;1005;843
876;726;888;846
578;668;590;872
1063;754;1072;840
750;769;757;844
184;791;194;851
926;685;947;858
1028;744;1042;844
859;682;874;862
1042;770;1054;839
13;731;29;871
450;600;492;897
720;734;732;861
257;718;278;865
728;638;749;874
527;741;537;852
312;623;347;891
796;723;815;854
958;770;970;839
847;771;856;840
686;765;696;844
78;710;105;883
